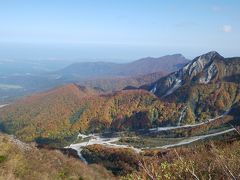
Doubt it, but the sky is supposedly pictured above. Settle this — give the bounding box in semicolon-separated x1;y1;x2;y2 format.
0;0;239;61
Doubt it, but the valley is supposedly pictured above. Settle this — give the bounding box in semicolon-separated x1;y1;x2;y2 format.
0;51;240;179
0;54;188;104
66;108;238;164
1;1;240;179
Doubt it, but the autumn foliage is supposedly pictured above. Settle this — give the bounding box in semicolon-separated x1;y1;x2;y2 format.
0;84;181;144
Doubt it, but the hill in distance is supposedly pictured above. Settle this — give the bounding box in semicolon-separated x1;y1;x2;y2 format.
0;51;239;147
56;54;189;79
0;54;188;103
79;71;166;92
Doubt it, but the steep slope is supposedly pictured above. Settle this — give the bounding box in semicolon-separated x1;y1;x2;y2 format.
123;140;240;179
0;84;182;145
144;51;240;123
0;84;100;143
146;51;240;97
57;54;189;79
0;133;114;180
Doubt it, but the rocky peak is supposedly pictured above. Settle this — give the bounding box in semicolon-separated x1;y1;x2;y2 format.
184;51;223;77
147;51;225;98
197;51;222;62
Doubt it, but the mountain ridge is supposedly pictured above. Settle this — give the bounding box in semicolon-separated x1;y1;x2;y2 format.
144;51;240;98
141;51;240;124
0;54;189;103
57;54;189;79
0;51;239;147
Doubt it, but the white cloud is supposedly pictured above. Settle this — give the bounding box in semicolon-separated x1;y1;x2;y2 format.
223;25;232;33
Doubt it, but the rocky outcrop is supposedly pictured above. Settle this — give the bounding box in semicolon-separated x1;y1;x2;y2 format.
146;51;240;98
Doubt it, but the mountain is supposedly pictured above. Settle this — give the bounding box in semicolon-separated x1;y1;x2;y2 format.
79;71;166;92
0;54;188;104
56;54;189;79
0;52;239;147
0;84;101;143
116;54;188;76
0;83;182;145
145;51;239;96
143;51;240;123
0;52;240;178
0;70;166;105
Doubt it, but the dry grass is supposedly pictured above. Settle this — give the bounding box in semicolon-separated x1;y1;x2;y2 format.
122;139;240;180
0;133;115;180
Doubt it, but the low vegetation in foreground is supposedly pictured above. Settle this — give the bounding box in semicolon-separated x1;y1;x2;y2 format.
81;133;240;179
0;133;114;180
126;137;240;180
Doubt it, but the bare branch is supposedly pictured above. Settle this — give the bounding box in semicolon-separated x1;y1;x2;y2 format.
174;149;200;180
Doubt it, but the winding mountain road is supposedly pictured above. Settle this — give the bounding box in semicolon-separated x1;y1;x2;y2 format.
148;128;236;149
66;109;237;163
149;109;230;132
67;134;141;163
67;127;237;163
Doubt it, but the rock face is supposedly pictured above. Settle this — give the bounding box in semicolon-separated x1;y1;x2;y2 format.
146;51;240;98
141;51;240;124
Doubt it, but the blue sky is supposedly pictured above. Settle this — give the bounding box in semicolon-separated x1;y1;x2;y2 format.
0;0;239;61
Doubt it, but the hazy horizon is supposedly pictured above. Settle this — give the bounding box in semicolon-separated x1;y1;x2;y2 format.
0;0;240;62
0;42;239;63
0;0;239;61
